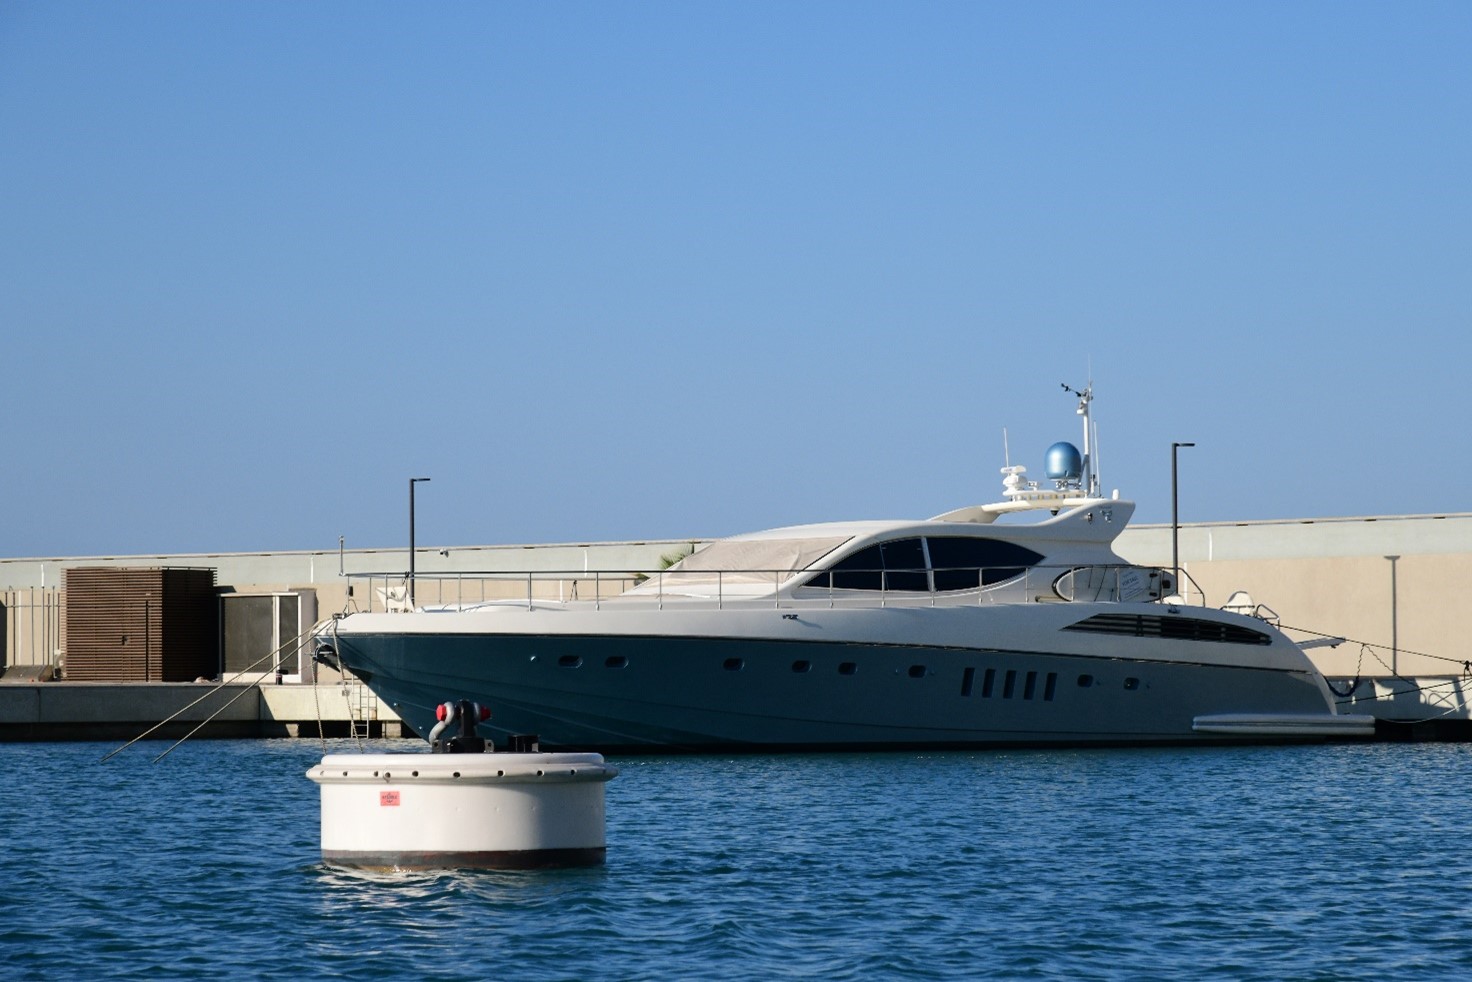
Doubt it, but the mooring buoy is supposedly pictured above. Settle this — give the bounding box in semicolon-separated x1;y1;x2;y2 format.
307;700;617;870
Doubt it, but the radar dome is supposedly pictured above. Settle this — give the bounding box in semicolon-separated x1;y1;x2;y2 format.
1044;441;1083;482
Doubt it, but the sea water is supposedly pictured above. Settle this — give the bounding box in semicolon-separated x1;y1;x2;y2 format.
2;738;1470;980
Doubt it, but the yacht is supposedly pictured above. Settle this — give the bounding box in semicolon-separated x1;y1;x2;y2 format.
315;386;1373;751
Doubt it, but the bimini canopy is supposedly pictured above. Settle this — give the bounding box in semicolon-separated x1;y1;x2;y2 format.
650;535;853;588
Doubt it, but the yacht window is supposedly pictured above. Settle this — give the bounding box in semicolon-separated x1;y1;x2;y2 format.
838;662;858;675
814;545;879;590
812;538;928;592
927;537;1045;591
883;539;929;591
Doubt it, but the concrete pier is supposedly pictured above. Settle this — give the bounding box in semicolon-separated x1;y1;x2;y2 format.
0;682;408;742
1327;675;1472;742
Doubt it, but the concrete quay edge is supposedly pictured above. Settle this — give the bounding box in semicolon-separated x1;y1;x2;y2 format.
0;682;408;742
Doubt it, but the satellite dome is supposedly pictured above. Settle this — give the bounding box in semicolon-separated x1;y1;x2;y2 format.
1044;441;1083;482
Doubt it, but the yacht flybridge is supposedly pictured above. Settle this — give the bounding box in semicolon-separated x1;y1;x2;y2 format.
315;385;1374;751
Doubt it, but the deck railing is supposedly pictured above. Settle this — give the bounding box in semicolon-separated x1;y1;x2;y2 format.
342;562;1208;614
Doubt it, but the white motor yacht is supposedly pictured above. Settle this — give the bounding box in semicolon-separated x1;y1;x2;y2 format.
315;386;1373;751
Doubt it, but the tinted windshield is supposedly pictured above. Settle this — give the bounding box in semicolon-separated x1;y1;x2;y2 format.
803;535;1045;592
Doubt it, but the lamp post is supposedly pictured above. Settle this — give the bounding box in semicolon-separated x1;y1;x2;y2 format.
1171;442;1195;594
1385;554;1400;675
409;477;431;608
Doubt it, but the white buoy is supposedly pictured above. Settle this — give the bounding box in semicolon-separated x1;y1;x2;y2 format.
308;700;617;870
308;750;617;870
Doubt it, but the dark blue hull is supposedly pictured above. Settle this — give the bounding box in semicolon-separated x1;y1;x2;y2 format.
332;630;1334;752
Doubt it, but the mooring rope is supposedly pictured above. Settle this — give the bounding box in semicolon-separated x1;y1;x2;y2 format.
99;632;304;763
343;673;364;752
150;679;271;762
1336;674;1471;709
1324;643;1369;698
313;613;376;754
310;620;329;753
1280;622;1472;724
1281;623;1470;671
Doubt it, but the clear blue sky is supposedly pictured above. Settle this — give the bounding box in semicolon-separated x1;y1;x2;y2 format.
2;2;1468;558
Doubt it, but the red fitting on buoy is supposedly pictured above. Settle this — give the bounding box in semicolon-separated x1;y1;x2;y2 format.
435;702;451;722
478;704;492;722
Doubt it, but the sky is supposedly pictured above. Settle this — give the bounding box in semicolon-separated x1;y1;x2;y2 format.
1;1;1468;559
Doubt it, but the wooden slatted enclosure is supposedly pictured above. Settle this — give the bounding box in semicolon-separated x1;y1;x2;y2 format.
63;568;219;681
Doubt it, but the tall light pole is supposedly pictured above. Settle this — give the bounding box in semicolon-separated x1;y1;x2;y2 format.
1385;554;1400;675
409;477;431;608
1171;442;1195;594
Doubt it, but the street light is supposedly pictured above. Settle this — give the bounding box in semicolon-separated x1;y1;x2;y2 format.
1385;555;1400;675
409;477;431;608
1171;442;1195;594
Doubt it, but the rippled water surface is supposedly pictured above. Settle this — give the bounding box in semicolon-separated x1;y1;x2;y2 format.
3;738;1470;980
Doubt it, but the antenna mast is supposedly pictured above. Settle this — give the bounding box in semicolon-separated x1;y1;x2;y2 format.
1060;381;1098;497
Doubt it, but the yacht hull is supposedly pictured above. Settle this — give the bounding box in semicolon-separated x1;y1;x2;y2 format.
325;603;1353;752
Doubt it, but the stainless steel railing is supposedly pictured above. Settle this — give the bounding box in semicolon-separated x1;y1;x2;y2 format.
341;562;1205;614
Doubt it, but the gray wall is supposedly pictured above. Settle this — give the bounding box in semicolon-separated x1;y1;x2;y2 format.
1116;513;1472;677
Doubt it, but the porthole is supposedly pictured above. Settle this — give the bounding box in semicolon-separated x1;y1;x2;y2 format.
838;662;857;675
1077;674;1094;688
1003;669;1017;698
961;666;976;697
1044;672;1058;701
981;668;996;698
791;660;812;673
605;655;628;669
558;655;582;668
724;657;744;671
1124;677;1140;690
1023;670;1038;700
908;664;927;679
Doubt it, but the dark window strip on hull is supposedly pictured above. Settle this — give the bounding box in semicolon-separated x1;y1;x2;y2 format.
1064;613;1272;646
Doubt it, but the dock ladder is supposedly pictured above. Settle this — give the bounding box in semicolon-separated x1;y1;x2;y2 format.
342;676;378;738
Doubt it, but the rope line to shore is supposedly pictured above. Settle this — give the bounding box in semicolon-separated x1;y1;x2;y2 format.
1279;623;1471;723
99;633;306;763
1280;623;1469;669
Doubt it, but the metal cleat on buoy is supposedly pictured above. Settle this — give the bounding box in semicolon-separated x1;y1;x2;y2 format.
428;699;493;754
307;697;617;871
